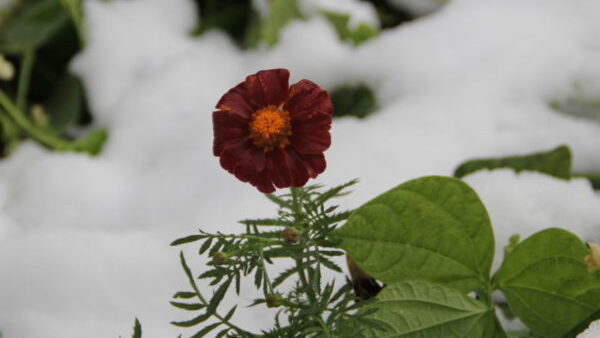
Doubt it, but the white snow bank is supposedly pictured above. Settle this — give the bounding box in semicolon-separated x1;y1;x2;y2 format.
1;0;600;336
464;170;600;271
578;319;600;338
301;0;379;27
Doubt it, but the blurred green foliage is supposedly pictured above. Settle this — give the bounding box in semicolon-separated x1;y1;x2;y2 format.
359;0;415;29
192;0;397;48
193;0;303;48
454;145;572;180
323;11;378;46
0;0;103;156
191;0;256;47
331;84;377;119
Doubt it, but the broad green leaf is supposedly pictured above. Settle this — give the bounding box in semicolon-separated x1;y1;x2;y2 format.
0;0;68;53
506;331;531;338
454;145;571;179
361;280;495;337
495;228;600;337
59;0;85;45
331;84;377;119
335;176;494;293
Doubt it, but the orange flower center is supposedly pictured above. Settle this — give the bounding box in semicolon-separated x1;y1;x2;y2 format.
249;105;292;152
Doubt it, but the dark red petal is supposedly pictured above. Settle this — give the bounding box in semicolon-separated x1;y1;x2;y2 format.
219;139;266;179
259;69;290;107
213;110;250;156
281;148;310;187
251;172;276;194
265;149;292;189
245;69;290;109
298;153;326;178
284;79;333;121
290;112;331;154
216;82;254;120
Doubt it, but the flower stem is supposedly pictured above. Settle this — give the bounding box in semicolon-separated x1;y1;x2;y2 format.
290;187;318;304
16;48;34;113
0;90;73;151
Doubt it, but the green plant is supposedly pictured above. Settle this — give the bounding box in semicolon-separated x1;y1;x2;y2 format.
171;181;384;337
336;176;600;337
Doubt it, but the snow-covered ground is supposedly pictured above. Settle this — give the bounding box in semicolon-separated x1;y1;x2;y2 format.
1;0;600;336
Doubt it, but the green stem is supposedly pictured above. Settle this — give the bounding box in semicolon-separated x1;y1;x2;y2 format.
17;49;34;113
258;250;275;295
289;187;318;304
0;90;72;150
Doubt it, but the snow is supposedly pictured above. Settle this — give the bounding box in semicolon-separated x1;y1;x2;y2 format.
578;319;600;338
1;0;600;336
300;0;379;27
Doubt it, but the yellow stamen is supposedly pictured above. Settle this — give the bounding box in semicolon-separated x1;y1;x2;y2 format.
249;105;292;152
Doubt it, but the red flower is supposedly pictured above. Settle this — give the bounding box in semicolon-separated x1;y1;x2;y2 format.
213;69;333;193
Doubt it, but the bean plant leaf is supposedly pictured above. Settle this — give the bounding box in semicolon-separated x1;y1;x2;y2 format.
0;0;68;53
561;308;600;338
494;228;600;337
360;280;496;337
335;176;494;293
454;145;571;179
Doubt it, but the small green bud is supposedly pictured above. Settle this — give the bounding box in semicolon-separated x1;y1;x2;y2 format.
0;54;14;81
212;251;228;265
30;104;49;126
504;234;520;256
281;227;301;245
585;242;600;273
265;293;284;308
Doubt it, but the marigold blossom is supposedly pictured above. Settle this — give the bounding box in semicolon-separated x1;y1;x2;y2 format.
213;69;332;193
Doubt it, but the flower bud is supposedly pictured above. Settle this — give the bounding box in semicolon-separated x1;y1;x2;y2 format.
0;55;14;81
282;227;301;245
212;251;228;266
265;293;284;308
30;104;48;126
585;242;600;273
